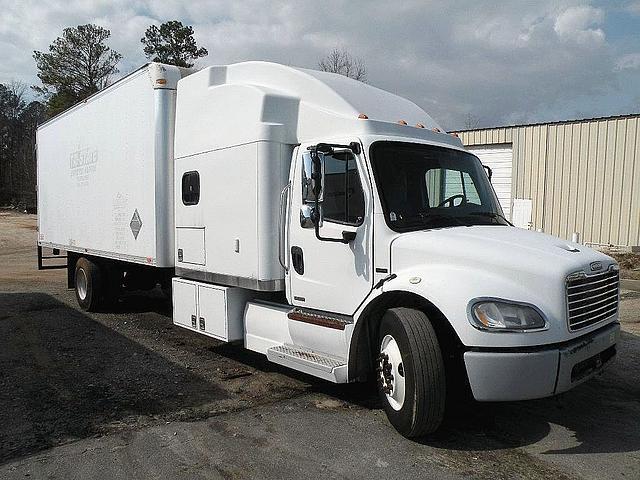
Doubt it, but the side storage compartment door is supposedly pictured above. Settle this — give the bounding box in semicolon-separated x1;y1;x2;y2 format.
176;227;206;266
197;285;228;341
172;278;197;329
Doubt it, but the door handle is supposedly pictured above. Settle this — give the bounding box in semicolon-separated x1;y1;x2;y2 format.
291;246;304;275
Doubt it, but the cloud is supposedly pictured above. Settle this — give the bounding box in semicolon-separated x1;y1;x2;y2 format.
0;0;637;129
616;53;640;70
554;6;605;44
627;2;640;15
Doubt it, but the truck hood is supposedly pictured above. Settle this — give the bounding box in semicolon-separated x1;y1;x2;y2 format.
388;225;618;348
390;225;614;279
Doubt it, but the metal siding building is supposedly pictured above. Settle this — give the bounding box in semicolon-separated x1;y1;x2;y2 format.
456;114;640;249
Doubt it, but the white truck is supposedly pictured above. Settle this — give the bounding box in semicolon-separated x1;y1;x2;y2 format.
37;62;620;437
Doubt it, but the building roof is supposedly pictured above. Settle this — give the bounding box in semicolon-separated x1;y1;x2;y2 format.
453;112;640;134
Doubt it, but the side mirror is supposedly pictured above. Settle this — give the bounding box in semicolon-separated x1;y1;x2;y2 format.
483;164;493;182
302;152;324;203
300;204;321;229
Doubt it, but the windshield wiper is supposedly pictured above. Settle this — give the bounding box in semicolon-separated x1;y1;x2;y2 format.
400;212;471;228
468;211;513;226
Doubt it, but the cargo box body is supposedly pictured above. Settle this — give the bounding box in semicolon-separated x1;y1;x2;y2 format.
37;64;184;267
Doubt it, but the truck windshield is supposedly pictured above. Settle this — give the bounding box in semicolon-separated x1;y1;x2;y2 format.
370;141;508;231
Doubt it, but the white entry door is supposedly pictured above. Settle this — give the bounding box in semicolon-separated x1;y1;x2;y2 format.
467;145;513;220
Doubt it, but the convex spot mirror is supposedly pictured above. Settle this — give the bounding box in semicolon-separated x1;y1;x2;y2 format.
302;152;324;204
300;204;321;229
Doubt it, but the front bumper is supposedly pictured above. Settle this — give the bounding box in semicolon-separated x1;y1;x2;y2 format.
464;322;620;402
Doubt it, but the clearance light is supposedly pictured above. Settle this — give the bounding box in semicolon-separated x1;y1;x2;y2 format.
397;120;408;125
432;127;442;132
450;132;459;137
358;113;369;119
156;79;167;85
416;123;425;128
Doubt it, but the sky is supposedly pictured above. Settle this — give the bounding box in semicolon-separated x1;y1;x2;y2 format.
1;0;639;130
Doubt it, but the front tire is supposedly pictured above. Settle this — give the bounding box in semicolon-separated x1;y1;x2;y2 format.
75;257;102;311
376;307;446;437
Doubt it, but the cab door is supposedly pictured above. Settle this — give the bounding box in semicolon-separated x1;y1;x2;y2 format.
286;142;373;315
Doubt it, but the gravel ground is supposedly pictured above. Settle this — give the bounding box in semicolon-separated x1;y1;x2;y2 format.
609;251;640;281
1;209;639;479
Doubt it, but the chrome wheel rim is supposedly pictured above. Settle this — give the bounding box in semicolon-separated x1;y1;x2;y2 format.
378;334;406;411
77;268;88;301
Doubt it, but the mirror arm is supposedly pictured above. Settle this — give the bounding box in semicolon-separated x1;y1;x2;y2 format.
483;164;493;181
313;222;355;244
307;142;361;155
312;199;354;244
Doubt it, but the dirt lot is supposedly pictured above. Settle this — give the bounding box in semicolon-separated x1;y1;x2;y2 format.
1;209;639;479
609;251;640;281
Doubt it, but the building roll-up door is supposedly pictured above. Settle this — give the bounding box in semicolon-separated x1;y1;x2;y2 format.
466;144;513;220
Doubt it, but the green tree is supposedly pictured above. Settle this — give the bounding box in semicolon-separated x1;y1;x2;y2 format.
33;24;122;116
141;20;208;68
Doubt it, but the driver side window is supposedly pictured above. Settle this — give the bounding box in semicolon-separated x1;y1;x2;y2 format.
322;153;365;225
425;168;480;207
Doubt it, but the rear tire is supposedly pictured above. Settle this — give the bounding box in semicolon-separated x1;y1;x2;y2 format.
376;307;446;438
75;257;102;311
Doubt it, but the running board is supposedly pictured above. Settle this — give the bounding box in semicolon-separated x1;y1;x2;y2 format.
266;344;348;383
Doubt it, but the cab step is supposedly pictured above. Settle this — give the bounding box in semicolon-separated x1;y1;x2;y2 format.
266;344;348;383
287;307;353;330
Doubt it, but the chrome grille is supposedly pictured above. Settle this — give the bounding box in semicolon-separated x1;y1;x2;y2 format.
566;267;619;331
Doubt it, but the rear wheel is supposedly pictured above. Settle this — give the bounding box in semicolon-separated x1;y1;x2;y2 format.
376;307;446;437
75;257;102;311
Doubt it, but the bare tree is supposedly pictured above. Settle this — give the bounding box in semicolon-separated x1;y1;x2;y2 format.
7;82;27;118
463;113;481;129
318;48;367;82
0;81;46;209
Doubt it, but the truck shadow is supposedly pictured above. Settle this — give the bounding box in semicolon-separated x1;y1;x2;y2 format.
0;292;226;465
109;288;173;317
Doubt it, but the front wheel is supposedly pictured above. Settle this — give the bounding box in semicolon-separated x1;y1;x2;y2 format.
376;307;446;437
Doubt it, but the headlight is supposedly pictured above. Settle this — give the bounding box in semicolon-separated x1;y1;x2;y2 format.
470;300;546;331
